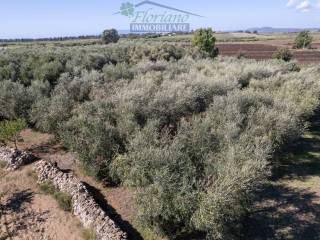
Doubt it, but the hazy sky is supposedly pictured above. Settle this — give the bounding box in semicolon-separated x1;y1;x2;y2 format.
0;0;319;38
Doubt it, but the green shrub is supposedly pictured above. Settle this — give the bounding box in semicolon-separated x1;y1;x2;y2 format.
84;54;108;70
149;44;184;62
273;48;293;62
54;191;73;212
39;181;56;195
34;60;65;85
0;81;34;120
0;118;27;149
39;181;73;212
30;94;73;133
192;28;219;58
59;100;125;182
103;63;134;81
294;31;313;49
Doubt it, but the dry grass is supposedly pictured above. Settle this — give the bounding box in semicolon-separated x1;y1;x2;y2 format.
0;161;7;169
81;229;97;240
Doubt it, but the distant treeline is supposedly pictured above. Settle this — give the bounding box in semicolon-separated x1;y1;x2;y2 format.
0;31;194;43
0;35;100;43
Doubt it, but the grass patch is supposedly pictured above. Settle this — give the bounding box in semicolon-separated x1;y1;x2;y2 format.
39;181;56;194
133;221;167;240
53;191;72;212
81;229;96;240
0;192;5;201
26;169;38;180
39;181;73;212
0;161;7;169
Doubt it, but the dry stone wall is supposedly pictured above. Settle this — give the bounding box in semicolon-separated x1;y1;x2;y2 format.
35;160;128;240
0;146;35;170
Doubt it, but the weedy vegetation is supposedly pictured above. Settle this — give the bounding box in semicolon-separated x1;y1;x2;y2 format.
81;229;97;240
273;47;293;62
0;161;7;169
39;181;73;212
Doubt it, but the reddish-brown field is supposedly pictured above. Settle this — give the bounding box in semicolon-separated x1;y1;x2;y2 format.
216;43;320;64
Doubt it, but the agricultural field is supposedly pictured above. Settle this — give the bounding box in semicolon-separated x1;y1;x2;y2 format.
1;30;320;240
150;32;320;64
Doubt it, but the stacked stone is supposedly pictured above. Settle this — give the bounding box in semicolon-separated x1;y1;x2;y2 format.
0;146;35;170
35;160;128;240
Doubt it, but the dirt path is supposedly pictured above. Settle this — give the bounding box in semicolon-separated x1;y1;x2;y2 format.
244;115;320;239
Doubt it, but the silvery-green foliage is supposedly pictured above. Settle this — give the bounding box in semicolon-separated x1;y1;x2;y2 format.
59;100;125;182
0;81;34;120
1;39;320;239
103;63;134;82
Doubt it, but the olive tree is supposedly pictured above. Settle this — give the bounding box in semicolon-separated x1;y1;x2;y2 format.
192;28;219;58
0;119;27;149
273;48;293;62
294;31;313;49
102;29;120;44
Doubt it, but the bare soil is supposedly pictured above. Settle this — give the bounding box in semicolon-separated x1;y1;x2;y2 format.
0;165;84;240
1;129;144;240
216;43;320;64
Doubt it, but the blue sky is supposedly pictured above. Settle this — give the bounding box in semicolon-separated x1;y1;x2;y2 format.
0;0;319;38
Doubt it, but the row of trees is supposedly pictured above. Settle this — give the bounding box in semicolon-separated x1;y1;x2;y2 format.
100;28;314;66
0;30;320;239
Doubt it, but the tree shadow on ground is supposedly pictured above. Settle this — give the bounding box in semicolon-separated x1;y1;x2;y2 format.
83;182;144;240
243;184;320;240
243;113;320;240
0;189;50;239
272;113;320;181
2;189;34;213
27;142;66;157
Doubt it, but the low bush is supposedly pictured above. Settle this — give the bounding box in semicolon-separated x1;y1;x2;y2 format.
59;100;125;182
294;31;313;49
53;191;73;212
0;81;34;120
39;181;56;195
102;29;120;45
273;48;293;62
103;63;134;81
0;118;27;149
192;28;219;58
